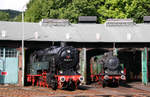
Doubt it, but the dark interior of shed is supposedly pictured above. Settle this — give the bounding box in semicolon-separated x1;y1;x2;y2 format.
148;51;150;81
118;50;142;82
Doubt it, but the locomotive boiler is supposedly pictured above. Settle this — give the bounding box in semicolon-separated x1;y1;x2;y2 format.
90;52;126;87
26;46;84;90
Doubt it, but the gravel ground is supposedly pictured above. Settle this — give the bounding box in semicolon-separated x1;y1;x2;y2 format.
0;82;150;97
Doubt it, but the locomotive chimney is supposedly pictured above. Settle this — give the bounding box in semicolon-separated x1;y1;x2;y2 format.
61;42;66;47
78;16;97;23
143;16;150;23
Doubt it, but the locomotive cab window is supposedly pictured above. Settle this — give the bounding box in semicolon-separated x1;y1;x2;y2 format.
5;48;17;57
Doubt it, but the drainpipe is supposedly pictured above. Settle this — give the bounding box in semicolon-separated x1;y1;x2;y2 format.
22;11;25;86
141;47;148;85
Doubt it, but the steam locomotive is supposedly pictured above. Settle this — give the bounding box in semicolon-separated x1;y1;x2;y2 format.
26;46;84;90
90;52;126;87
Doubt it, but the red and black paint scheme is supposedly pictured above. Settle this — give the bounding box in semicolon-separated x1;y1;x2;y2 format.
90;52;126;87
26;46;84;90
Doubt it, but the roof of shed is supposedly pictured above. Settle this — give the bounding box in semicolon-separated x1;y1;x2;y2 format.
0;21;149;42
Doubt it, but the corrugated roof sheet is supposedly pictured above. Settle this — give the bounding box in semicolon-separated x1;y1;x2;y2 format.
0;21;150;42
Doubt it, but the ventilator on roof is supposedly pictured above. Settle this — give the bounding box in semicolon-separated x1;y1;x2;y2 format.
105;19;135;26
40;19;71;26
143;16;150;23
78;16;97;23
1;30;6;38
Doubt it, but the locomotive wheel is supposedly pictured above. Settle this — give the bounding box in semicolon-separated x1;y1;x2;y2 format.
68;79;76;91
46;73;51;86
51;79;58;90
102;80;106;88
46;73;58;90
114;82;119;87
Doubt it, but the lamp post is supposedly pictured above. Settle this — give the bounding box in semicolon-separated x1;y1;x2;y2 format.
22;6;26;86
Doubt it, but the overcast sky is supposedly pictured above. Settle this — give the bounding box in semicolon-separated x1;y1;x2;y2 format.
0;0;30;11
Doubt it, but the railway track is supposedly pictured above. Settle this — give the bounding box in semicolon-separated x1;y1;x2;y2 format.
0;84;150;97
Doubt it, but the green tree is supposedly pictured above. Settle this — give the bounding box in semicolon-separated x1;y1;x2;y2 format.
59;0;97;23
0;10;21;21
97;0;150;23
25;0;97;23
0;11;9;21
125;0;150;23
25;0;43;22
24;0;150;23
13;14;22;22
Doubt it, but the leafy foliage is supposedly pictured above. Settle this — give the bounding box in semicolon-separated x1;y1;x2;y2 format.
13;14;22;22
0;10;21;21
0;11;9;21
1;0;149;23
24;0;98;23
97;0;150;23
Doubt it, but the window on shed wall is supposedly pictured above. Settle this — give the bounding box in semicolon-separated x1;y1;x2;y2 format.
5;48;17;57
0;48;3;57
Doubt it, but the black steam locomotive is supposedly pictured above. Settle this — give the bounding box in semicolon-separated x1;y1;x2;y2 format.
26;46;84;90
90;52;126;87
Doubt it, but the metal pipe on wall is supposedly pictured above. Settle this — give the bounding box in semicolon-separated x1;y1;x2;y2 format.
141;47;148;85
22;11;25;86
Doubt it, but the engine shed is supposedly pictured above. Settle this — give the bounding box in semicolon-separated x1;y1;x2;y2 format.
0;16;149;86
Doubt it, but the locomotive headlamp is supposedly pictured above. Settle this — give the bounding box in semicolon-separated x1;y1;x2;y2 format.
59;70;63;74
60;76;65;82
67;50;71;53
105;71;108;74
104;75;109;80
121;75;126;80
121;70;124;74
79;76;84;82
